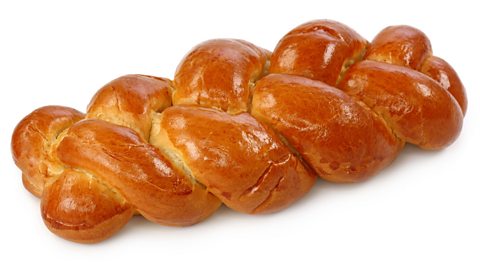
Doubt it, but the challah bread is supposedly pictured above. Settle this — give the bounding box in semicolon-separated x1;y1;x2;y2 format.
11;20;466;243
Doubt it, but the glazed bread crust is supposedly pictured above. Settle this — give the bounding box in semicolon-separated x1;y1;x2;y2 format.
173;39;270;114
12;20;466;243
251;74;403;182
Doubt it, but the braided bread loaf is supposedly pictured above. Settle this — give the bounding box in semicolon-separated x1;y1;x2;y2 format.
11;20;466;243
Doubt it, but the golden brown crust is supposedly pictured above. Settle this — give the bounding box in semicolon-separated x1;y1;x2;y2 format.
44;209;134;244
151;106;315;213
11;20;467;243
364;26;466;116
252;74;403;182
41;169;134;243
173;39;270;114
11;106;84;197
339;60;463;149
420;56;467;115
269;20;368;86
56;119;221;225
87;74;173;139
365;25;432;70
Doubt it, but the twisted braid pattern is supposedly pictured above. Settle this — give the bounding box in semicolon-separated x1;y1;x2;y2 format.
12;20;465;243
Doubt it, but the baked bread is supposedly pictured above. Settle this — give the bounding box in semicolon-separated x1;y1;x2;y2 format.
11;20;466;243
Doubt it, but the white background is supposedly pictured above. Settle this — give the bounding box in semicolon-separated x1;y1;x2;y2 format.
1;0;479;269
